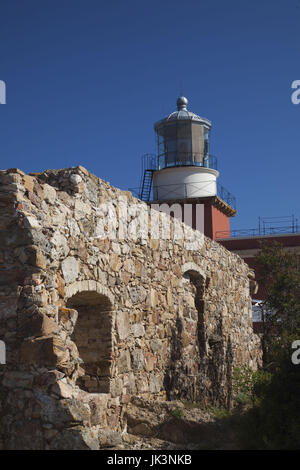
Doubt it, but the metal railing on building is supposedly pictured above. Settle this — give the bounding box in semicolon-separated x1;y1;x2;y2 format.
216;215;299;239
129;153;235;207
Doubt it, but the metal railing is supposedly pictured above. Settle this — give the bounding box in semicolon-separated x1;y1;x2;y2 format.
151;181;206;202
217;183;236;209
216;215;299;239
216;226;300;239
141;154;157;172
139;153;218;173
158;153;218;171
129;180;235;208
129;154;235;207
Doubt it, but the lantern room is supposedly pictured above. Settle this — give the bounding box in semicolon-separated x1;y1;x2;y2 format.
154;96;212;170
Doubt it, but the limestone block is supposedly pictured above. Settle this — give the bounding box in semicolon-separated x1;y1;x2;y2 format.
57;272;65;297
51;380;74;398
123;259;135;273
116;311;130;340
120;271;131;284
74;199;91;220
67;218;80;237
124;372;136;395
23;175;34;193
129;286;147;304
131;349;144;370
61;256;79;284
110;377;123;398
110;253;122;272
144;352;156;372
98;430;122;448
150;338;162;353
131;323;145;338
117;349;131;374
33;370;65;390
51;231;69;259
18;312;58;338
86;395;108;426
69;174;82;185
43;184;56;204
20;336;70;367
24;216;41;229
149;373;162;393
49;426;99;450
146;289;158;308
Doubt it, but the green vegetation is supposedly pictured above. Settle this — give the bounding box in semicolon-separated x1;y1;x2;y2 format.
170;407;184;420
232;365;272;406
231;242;300;449
207;406;230;420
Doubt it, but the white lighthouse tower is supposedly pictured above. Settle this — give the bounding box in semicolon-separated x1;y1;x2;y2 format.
134;96;236;240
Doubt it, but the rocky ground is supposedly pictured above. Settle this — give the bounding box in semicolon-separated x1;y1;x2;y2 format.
103;397;243;450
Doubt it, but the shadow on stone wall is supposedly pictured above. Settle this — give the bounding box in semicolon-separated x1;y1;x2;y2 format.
163;269;234;409
163;270;206;403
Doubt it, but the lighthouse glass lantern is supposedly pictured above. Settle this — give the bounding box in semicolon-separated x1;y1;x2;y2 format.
155;96;211;170
152;96;218;201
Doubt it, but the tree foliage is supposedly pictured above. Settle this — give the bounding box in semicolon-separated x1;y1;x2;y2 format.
238;241;300;449
256;241;300;362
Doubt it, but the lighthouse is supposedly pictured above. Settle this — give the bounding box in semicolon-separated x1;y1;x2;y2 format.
135;96;236;240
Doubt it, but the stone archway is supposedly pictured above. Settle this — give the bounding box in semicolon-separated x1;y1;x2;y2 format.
65;281;114;393
182;264;206;357
164;263;207;402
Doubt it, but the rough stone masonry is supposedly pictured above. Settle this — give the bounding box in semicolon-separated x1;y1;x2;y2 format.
0;165;261;449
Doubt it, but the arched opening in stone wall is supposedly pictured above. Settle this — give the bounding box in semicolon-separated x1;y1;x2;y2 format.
164;265;206;402
67;290;113;393
182;269;206;358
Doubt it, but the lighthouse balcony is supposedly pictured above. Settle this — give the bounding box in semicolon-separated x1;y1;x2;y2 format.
158;153;218;171
138;153;218;173
151;180;236;210
129;154;235;209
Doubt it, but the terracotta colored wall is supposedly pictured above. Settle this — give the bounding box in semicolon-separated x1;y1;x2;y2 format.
159;200;231;241
211;205;230;240
203;204;230;240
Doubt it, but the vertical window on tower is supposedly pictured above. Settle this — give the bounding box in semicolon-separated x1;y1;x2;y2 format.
204;127;210;167
164;124;177;168
166;139;177;166
158;134;165;169
177;139;192;165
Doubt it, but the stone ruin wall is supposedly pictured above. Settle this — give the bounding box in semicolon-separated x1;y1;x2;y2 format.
0;166;261;449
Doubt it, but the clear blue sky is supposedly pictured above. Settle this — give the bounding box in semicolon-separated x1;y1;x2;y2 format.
0;0;299;231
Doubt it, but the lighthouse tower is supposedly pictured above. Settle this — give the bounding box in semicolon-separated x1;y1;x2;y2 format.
137;96;236;240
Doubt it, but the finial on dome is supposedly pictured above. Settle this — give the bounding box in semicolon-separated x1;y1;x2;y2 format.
177;96;188;110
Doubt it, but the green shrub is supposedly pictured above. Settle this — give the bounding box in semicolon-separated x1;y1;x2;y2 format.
207;406;230;420
236;353;300;449
232;365;272;406
171;407;184;419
